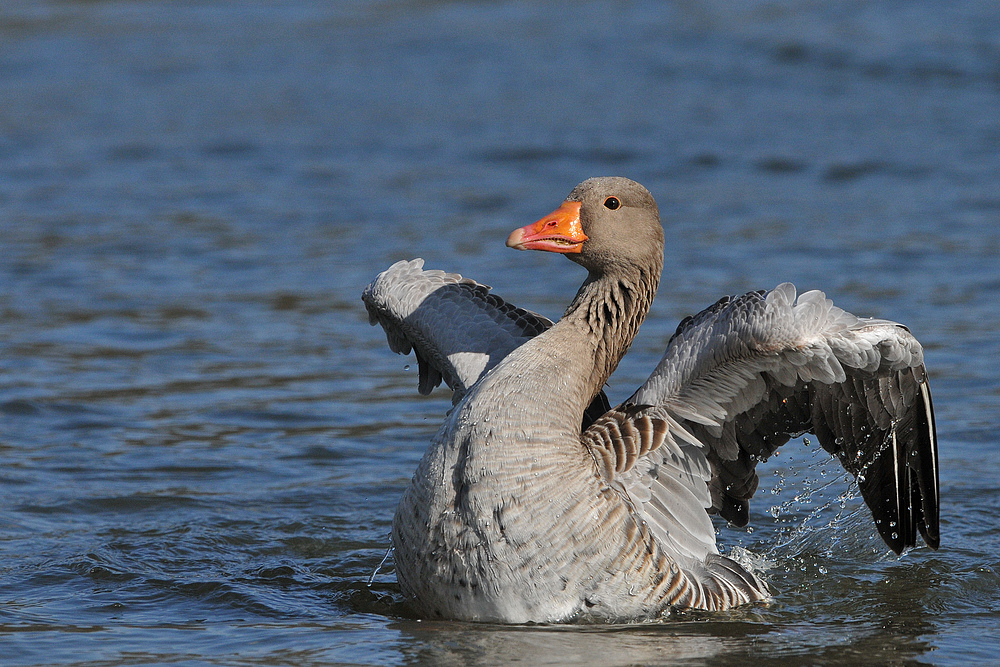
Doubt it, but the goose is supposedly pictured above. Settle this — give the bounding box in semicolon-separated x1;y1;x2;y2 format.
362;177;939;624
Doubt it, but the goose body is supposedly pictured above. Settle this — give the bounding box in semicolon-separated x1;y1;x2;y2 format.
363;177;939;623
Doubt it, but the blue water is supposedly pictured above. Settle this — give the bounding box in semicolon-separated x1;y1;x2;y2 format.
2;1;999;664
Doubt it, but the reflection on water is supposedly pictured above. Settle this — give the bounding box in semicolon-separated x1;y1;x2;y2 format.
396;621;734;666
390;601;937;667
2;0;1000;665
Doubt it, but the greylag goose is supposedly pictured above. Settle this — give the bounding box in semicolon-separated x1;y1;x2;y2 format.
362;177;939;624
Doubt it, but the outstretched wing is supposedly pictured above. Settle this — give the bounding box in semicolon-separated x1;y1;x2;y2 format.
362;259;552;402
582;283;939;559
363;259;612;423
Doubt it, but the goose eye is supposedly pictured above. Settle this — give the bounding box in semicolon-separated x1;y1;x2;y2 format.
603;197;621;210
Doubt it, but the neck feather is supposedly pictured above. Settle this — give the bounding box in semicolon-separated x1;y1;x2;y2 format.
559;259;661;406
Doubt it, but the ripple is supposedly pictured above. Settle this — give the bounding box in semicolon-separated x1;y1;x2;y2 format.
1;0;998;664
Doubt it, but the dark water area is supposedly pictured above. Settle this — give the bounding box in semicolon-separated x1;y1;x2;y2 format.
2;1;999;664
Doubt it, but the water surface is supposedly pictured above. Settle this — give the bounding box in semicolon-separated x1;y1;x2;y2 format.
2;1;999;664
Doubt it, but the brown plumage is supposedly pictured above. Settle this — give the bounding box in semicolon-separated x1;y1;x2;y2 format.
363;177;939;623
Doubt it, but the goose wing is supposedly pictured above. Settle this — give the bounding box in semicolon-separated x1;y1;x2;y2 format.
582;283;939;559
363;259;611;422
362;259;552;402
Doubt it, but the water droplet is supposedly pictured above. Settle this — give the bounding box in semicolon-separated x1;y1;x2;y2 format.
367;544;394;587
403;364;410;371
818;565;828;575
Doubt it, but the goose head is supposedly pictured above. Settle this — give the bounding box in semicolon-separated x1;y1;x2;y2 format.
506;177;664;276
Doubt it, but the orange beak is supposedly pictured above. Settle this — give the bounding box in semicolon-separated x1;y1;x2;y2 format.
505;201;587;254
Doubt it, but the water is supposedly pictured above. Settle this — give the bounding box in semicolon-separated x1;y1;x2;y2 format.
2;1;999;664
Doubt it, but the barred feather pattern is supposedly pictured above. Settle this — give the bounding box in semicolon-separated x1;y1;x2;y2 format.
582;408;770;607
565;270;661;401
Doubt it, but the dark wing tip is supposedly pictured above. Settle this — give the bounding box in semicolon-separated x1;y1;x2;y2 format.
853;371;939;554
914;378;940;549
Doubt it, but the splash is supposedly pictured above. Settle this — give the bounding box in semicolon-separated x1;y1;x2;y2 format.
761;437;885;561
727;544;775;580
718;436;887;565
367;543;394;587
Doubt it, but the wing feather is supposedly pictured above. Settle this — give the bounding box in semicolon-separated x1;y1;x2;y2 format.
582;283;939;558
363;259;612;426
362;259;553;403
